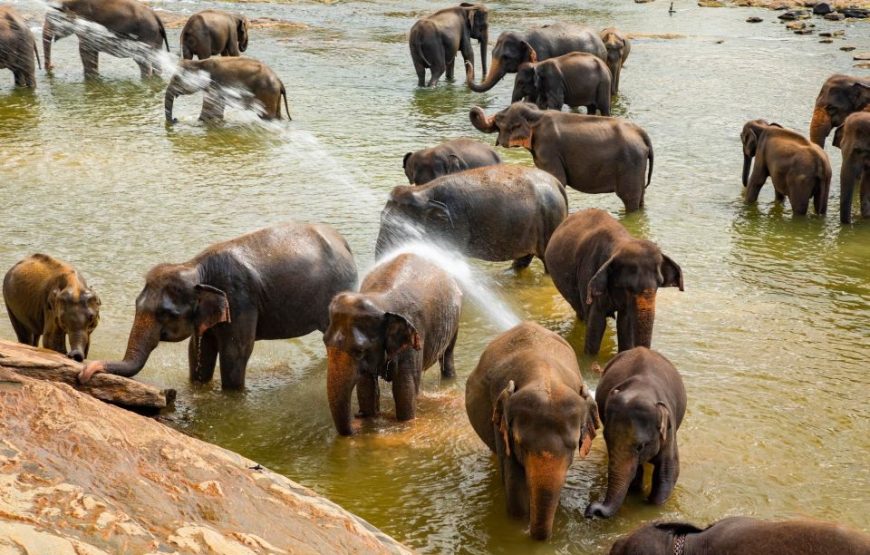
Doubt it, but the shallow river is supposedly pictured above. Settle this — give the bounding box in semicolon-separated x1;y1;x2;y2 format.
1;0;869;553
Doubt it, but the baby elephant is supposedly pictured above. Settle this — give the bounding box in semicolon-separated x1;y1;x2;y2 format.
741;119;832;215
164;57;289;124
180;9;249;60
3;254;100;362
511;52;612;114
0;6;41;88
610;517;870;554
403;139;501;185
586;347;686;519
545;209;683;355
466;321;599;540
323;253;462;435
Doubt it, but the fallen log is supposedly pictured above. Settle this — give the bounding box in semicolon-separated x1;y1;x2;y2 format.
0;339;175;411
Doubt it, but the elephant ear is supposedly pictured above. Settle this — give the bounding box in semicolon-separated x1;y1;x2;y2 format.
586;255;615;305
741;126;758;157
832;125;844;149
656;402;671;445
447;154;467;174
383;312;421;358
194;284;230;336
402;152;413;170
237;16;249;51
426;199;454;228
660;254;684;291
492;380;515;457
519;40;538;63
578;384;600;458
849;81;870;105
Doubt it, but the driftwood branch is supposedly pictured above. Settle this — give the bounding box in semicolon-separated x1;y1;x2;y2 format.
0;339;175;410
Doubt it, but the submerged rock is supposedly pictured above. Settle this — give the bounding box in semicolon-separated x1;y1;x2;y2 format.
778;9;811;18
825;11;846;19
841;7;870;17
747;15;765;21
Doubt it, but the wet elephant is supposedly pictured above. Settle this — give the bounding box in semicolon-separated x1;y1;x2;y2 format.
600;27;630;95
79;222;358;390
466;22;606;92
403;138;501;185
180;9;249;60
545;209;683;355
375;164;568;270
43;0;169;79
741;119;831;216
836;111;870;223
409;3;488;87
323;253;462;435
0;6;40;88
510;51;611;114
585;347;686;519
470;102;654;211
809;74;870;148
3;254;100;362
465;321;599;540
164;57;290;123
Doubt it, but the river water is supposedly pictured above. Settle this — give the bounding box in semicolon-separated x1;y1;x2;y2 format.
1;0;868;553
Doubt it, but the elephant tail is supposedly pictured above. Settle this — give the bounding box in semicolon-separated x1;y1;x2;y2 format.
281;82;291;121
409;22;433;67
158;16;169;52
642;130;654;188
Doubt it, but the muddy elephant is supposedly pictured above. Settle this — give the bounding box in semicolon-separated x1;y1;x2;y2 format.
466;22;606;92
470;102;654;211
375;164;568;270
180;10;248;60
164;57;290;123
836;111;870;223
545;209;683;355
79;222;358;390
324;253;462;435
510;52;611;114
609;517;870;555
409;3;488;87
809;74;870;148
0;6;40;88
43;0;169;79
465;321;599;540
600;27;630;95
403;138;501;185
3;254;100;362
585;347;686;519
741;119;831;216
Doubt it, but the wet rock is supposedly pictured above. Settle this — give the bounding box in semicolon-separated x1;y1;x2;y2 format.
841;45;857;51
824;11;846;19
747;15;765;21
635;0;655;3
698;0;726;6
841;7;870;18
794;27;815;33
786;20;812;28
820;38;834;42
819;30;844;37
854;52;870;60
778;9;811;19
768;1;791;9
855;62;870;69
812;2;833;14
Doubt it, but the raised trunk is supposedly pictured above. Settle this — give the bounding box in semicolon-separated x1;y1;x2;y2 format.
327;348;358;436
466;57;504;92
634;290;656;349
586;455;637;519
525;453;569;540
469;106;497;133
840;158;859;224
101;311;160;378
742;154;752;187
809;106;832;147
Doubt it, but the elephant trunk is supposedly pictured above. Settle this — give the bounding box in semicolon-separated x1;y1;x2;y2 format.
327;347;358;436
525;452;569;540
42;18;54;69
164;82;179;123
97;311;160;378
479;32;488;79
469;106;497;133
466;56;504;92
810;106;832;147
586;454;637;519
840;158;859;224
67;329;89;363
742;154;752;187
633;289;656;349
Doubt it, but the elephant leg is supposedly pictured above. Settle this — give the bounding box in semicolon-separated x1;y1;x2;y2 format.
445;56;455;81
617;180;643;213
860;171;870;218
136;58;153;79
196;43;212;60
254;91;279;119
775;191;786;203
427;60;445;87
356;373;379;417
440;330;458;378
496;433;529;519
392;355;419;421
649;446;680;505
78;43;99;79
413;60;426;87
8;313;35;346
511;254;534;270
615;310;634;352
584;305;607;355
42;328;66;354
200;87;225;122
586;104;597;115
745;163;768;204
629;463;645;493
216;314;257;390
13;69;26;87
788;190;809;216
188;331;219;383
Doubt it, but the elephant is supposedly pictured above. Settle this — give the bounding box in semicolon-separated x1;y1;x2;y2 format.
609;517;870;555
545;209;683;356
836;111;870;223
465;22;606;93
180;10;249;60
164;57;290;123
375;164;568;270
3;254;100;362
600;27;630;95
43;0;169;79
809;74;870;148
323;253;462;435
408;3;488;87
0;6;40;88
465;321;599;540
511;52;612;114
470;102;654;211
585;347;687;519
79;222;358;390
741;119;831;216
403;138;501;185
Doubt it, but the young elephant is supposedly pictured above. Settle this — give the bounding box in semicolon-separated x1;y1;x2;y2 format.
465;321;600;540
79;222;357;389
585;347;686;519
470;102;653;211
741;119;832;216
609;517;870;555
510;52;612;114
409;3;488;87
809;74;870;148
0;6;40;88
375;164;568;270
323;253;462;435
545;209;683;355
600;27;630;95
403;138;501;185
180;10;249;60
3;254;100;362
836;111;870;223
164;57;290;123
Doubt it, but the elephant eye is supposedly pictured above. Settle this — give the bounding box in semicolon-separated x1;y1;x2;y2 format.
635;442;647;453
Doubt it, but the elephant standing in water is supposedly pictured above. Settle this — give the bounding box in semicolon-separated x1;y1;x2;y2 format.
79;223;358;390
408;3;488;87
600;27;630;95
510;52;612;114
0;6;40;88
835;111;870;223
466;22;605;92
164;57;290;123
4;254;100;362
465;321;599;540
809;74;870;148
180;10;249;60
403;139;501;184
323;253;462;435
43;0;169;79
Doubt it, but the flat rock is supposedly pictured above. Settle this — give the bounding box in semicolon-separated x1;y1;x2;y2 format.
824;11;846;19
841;45;857;51
855;62;870;69
698;0;726;6
854;52;870;60
778;8;811;18
820;38;834;42
794;27;815;33
747;15;765;21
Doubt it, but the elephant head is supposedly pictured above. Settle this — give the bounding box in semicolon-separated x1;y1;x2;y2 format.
48;283;100;362
466;33;537;92
511;63;538;103
235;14;249;52
470;102;544;149
493;380;600;540
460;3;488;78
740;119;783;186
838;111;870;224
810;75;870;147
374;187;456;258
164;60;211;123
79;264;229;382
403;151;466;185
323;293;421;436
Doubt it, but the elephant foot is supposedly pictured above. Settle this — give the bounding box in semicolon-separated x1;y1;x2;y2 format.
584;502;615;519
